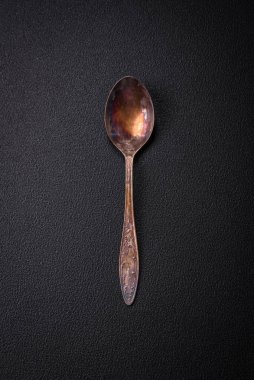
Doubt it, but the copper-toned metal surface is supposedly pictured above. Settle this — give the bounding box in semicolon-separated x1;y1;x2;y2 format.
105;76;154;156
104;76;154;305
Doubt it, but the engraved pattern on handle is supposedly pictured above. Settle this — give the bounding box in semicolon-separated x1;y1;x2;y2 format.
119;155;139;305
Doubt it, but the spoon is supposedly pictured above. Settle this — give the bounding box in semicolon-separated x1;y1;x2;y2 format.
104;76;155;305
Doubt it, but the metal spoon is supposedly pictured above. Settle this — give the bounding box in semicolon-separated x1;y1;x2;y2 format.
104;76;155;305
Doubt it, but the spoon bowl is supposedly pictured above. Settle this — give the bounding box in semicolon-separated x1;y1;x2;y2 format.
104;76;154;156
104;76;155;305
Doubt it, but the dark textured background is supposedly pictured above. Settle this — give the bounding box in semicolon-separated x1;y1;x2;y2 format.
0;1;253;379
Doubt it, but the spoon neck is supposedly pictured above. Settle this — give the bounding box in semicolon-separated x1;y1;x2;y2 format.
125;154;134;166
124;155;134;217
125;155;134;184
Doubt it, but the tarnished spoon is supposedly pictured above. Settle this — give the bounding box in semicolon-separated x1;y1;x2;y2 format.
104;76;155;305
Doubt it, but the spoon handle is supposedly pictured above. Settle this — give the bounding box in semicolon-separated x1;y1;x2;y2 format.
119;155;139;305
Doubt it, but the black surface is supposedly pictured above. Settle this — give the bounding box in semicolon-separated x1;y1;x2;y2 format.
0;1;253;379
